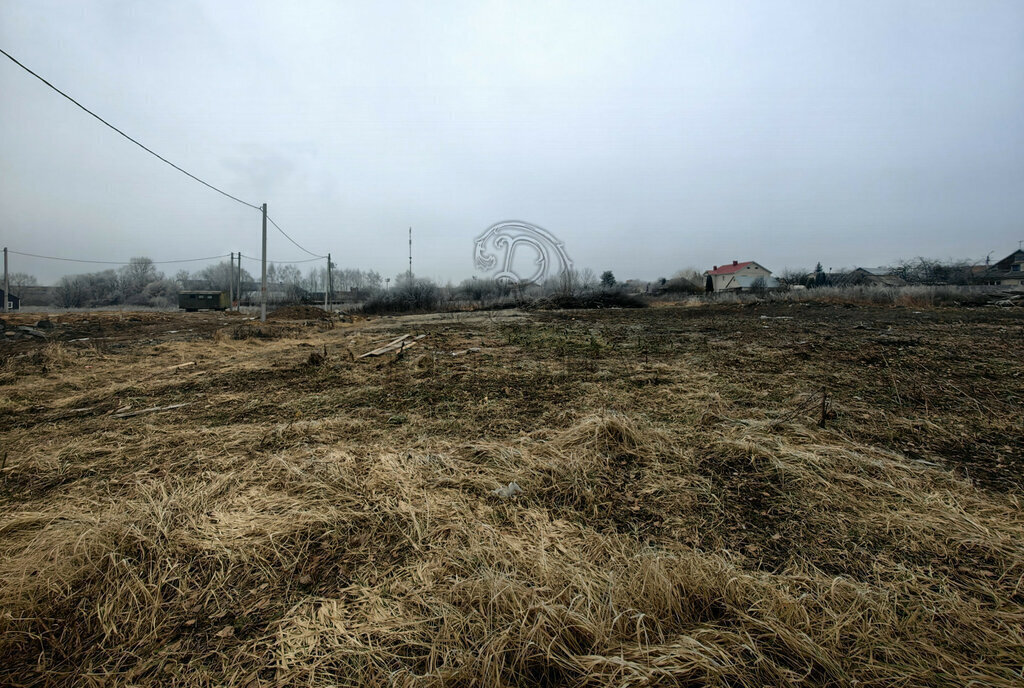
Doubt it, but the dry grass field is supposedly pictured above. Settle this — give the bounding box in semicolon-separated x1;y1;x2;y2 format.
1;302;1022;686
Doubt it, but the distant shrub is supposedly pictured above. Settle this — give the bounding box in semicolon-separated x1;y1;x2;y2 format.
523;291;647;310
454;278;514;303
361;277;440;315
656;276;703;295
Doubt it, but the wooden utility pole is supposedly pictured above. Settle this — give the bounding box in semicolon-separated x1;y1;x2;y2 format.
408;227;412;280
325;253;332;311
229;251;235;308
260;203;268;322
3;247;7;313
236;251;242;311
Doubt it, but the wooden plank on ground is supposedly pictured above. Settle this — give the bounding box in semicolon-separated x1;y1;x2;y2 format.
358;334;411;358
359;334;425;358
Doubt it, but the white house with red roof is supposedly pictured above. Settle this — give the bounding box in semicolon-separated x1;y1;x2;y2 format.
704;260;776;292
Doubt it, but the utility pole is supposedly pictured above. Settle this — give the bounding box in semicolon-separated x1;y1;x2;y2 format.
408;227;412;281
3;247;8;313
326;253;333;312
236;251;242;311
229;251;234;308
261;203;268;322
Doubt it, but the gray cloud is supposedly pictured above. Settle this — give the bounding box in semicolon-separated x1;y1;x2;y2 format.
2;0;1022;284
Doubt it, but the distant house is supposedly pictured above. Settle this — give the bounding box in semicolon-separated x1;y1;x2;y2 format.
304;289;369;304
1;288;20;311
979;249;1024;286
704;260;778;292
846;267;906;287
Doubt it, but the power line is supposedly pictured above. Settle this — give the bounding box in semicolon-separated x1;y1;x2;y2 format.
2;47;332;264
0;46;261;211
8;249;230;266
265;215;325;258
239;253;323;264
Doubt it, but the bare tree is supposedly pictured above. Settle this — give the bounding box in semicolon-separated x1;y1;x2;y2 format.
195;261;252;292
300;266;317;292
54;276;87;308
6;272;37;295
119;257;159;298
672;268;703;287
892;257;973;285
779;268;809;286
551;267;582;296
330;267;383;293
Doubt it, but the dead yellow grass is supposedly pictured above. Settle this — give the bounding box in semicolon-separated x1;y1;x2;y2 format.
1;308;1022;686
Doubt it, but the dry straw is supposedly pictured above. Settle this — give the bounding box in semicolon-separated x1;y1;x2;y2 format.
1;309;1022;686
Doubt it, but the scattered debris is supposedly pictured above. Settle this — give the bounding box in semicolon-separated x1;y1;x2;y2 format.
48;406;99;421
492;481;523;499
16;326;48;339
450;347;481;357
165;361;197;371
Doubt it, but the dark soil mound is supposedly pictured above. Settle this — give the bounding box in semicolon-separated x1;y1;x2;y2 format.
269;305;332;321
226;323;282;340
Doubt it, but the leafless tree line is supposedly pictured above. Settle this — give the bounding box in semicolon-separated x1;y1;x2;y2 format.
22;254;992;310
47;259;386;308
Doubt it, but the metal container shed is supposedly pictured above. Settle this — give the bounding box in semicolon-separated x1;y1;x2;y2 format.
178;291;229;311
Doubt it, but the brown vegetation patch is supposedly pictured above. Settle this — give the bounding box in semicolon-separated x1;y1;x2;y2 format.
1;303;1022;686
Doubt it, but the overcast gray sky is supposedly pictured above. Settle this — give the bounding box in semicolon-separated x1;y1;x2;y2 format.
2;0;1022;284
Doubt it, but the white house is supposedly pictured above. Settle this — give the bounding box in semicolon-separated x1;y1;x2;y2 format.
981;249;1024;286
704;261;777;292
